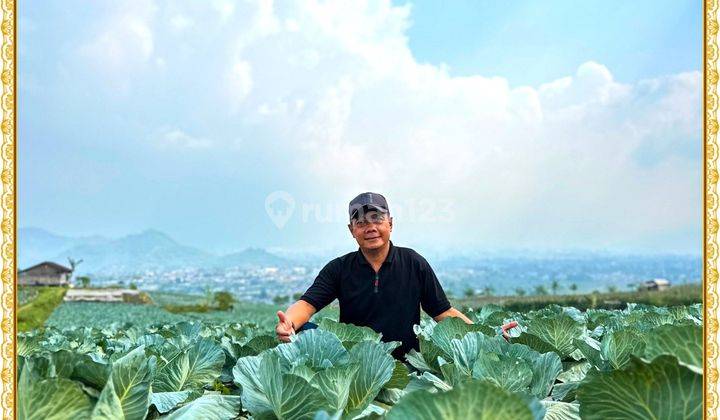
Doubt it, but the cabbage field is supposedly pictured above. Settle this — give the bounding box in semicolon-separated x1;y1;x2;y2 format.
18;302;703;419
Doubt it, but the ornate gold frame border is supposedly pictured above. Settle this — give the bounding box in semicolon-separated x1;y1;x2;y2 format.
709;0;720;417
1;0;13;418
0;1;717;419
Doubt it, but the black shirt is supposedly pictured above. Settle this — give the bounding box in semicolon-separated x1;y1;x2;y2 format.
299;240;452;359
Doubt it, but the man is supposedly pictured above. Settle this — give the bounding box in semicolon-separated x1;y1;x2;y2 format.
275;192;473;360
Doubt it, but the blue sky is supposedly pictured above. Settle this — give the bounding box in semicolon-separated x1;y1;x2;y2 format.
19;1;702;255
400;0;701;85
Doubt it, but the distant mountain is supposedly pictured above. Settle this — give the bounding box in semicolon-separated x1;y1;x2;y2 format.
18;227;112;270
19;227;294;274
213;247;294;268
56;229;215;274
18;227;73;268
20;227;211;274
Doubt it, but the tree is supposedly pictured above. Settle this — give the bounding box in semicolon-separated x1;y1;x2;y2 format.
463;287;475;298
569;283;578;293
514;287;526;297
533;285;548;296
214;291;235;311
606;285;618;293
76;276;91;288
129;282;138;290
482;285;495;297
67;257;83;272
292;292;303;301
550;280;561;295
67;257;84;284
272;295;289;305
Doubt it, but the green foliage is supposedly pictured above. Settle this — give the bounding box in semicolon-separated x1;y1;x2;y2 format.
163;291;237;313
163;303;211;314
76;276;91;288
164;395;241;419
550;280;561;295
154;338;225;392
533;285;549;296
318;318;381;346
149;292;339;330
20;293;702;419
19;319;271;418
406;317;496;374
18;363;93;420
387;380;546;420
643;323;702;371
455;283;701;312
18;287;68;332
577;356;701;419
18;286;40;306
405;302;701;418
272;294;289;305
92;346;156;419
521;313;585;358
232;328;397;418
213;291;235;311
541;401;580;420
46;302;187;329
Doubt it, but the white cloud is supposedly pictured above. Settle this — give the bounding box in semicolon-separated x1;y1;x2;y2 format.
212;0;236;22
57;0;701;251
155;128;211;149
169;14;193;30
210;0;698;249
77;1;157;91
227;60;253;103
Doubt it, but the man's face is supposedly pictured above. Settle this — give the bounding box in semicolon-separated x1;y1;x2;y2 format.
348;210;393;250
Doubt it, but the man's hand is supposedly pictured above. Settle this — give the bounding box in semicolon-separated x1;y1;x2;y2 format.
274;300;317;342
432;307;474;324
275;310;295;343
501;321;518;340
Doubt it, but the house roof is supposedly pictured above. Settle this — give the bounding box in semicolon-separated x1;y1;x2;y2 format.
18;261;73;274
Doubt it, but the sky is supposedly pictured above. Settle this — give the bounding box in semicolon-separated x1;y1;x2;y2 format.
18;0;702;256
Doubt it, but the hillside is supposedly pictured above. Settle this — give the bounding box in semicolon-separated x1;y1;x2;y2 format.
19;227;295;274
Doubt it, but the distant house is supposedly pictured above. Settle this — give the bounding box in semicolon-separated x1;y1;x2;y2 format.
18;261;73;286
639;278;671;291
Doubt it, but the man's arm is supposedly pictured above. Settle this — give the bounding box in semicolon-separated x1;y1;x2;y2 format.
418;255;469;323
284;300;317;329
276;300;317;342
433;306;473;324
276;259;338;342
433;307;520;340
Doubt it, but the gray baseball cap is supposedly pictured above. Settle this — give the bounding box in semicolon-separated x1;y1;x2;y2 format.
349;192;389;220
